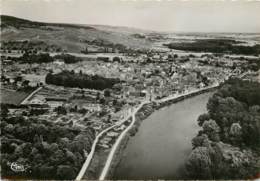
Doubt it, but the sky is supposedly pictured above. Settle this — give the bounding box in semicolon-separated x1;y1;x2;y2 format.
1;0;260;33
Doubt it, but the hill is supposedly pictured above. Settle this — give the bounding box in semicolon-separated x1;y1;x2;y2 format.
0;15;154;53
0;15;95;30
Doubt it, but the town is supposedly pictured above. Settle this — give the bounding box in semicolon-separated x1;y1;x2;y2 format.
1;12;260;180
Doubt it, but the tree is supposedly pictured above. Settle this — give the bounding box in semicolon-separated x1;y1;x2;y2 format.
96;92;100;101
54;106;67;115
202;119;220;142
22;80;30;87
1;104;9;117
197;113;210;126
104;89;111;97
38;164;55;179
14;76;22;82
113;56;121;62
5;124;14;133
229;123;243;145
99;98;105;104
112;99;117;106
56;165;76;180
186;147;213;179
192;134;210;148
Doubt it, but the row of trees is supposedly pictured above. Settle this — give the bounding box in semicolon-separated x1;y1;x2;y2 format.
6;52;82;64
1;40;61;53
19;52;54;63
45;70;120;90
1;112;95;179
186;78;260;179
53;54;82;64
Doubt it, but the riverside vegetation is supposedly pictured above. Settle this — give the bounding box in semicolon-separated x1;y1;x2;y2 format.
185;78;260;179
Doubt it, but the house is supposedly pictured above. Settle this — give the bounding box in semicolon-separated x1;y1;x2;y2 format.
45;97;68;108
129;91;146;97
46;101;64;108
53;59;65;66
23;74;46;86
83;103;101;112
99;144;109;149
3;59;12;64
29;97;46;105
107;131;119;137
114;125;126;131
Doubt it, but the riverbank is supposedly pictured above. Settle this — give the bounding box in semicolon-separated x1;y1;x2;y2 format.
107;86;218;179
105;103;155;179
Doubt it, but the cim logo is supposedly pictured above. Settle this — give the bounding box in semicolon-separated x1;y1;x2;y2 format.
10;162;26;172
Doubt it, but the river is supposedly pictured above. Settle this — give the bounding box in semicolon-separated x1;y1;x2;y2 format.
113;92;213;180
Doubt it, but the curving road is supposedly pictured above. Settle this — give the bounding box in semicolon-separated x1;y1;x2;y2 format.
98;84;222;180
76;85;219;181
75;107;135;180
99;101;149;180
77;73;248;181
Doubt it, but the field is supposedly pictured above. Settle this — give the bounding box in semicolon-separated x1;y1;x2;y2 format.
0;88;31;105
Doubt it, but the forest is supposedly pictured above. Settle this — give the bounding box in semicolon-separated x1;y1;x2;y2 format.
165;39;260;55
186;78;260;179
0;107;95;180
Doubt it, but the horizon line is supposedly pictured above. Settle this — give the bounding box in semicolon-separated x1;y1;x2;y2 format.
1;14;260;34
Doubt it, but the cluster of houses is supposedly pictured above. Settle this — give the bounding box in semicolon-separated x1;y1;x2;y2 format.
1;73;44;89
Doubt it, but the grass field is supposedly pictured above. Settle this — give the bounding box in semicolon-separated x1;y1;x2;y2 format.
0;88;31;105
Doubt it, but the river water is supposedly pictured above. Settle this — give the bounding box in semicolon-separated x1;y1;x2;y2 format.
113;92;213;180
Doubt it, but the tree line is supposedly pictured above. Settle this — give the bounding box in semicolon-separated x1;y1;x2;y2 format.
4;53;82;64
165;39;260;55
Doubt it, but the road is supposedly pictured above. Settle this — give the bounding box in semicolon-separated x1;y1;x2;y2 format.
80;86;216;180
98;84;222;180
99;101;149;180
77;72;248;180
75;107;134;180
155;83;219;104
20;86;42;105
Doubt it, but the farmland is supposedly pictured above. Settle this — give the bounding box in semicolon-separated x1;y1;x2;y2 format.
1;88;32;105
